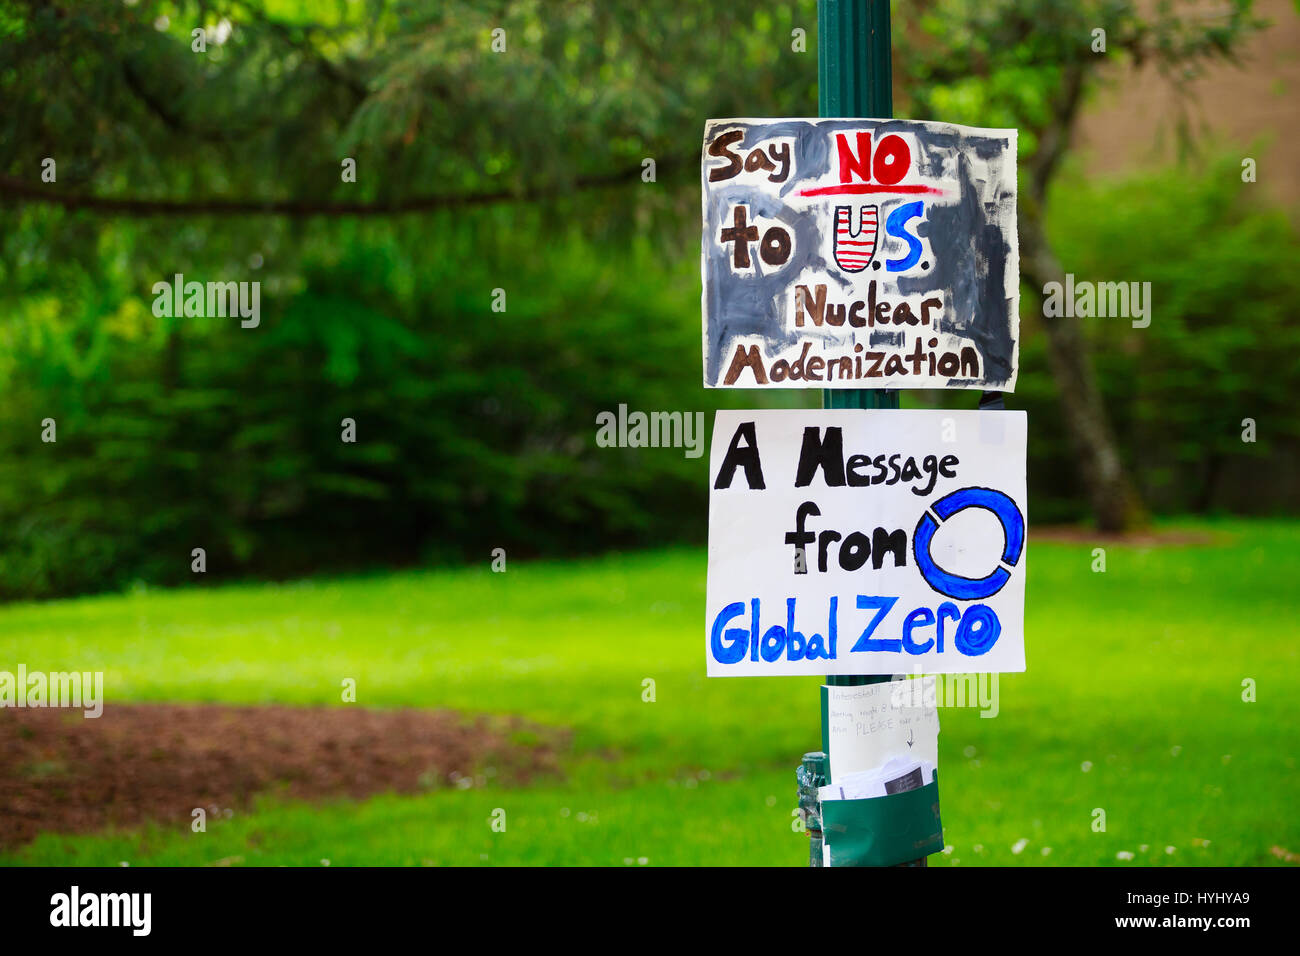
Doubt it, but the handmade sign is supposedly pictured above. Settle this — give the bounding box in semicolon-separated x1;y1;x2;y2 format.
705;409;1027;676
700;119;1018;391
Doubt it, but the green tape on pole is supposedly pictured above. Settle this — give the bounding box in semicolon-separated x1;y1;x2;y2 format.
821;773;944;868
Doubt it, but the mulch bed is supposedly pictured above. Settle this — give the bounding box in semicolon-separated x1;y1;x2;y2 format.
0;703;566;850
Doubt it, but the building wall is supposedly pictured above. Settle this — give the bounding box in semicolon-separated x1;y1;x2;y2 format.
1073;0;1298;207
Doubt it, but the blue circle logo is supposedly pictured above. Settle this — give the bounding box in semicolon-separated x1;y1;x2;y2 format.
912;486;1024;601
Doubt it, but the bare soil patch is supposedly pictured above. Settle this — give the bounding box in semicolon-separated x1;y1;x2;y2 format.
1032;526;1222;547
0;703;566;849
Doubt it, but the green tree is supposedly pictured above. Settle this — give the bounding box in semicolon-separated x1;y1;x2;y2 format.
0;0;1273;579
894;0;1263;528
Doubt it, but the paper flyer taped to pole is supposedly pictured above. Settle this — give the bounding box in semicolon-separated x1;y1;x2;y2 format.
823;677;940;782
705;408;1027;676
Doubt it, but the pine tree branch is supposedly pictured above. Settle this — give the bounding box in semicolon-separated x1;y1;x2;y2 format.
0;156;685;218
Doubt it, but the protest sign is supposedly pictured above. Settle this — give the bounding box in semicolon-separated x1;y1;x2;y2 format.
706;409;1027;676
701;119;1018;391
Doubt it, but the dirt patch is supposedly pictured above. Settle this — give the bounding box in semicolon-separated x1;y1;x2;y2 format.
0;703;566;850
1032;526;1223;547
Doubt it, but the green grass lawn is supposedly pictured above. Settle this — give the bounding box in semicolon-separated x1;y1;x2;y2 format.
1;518;1297;866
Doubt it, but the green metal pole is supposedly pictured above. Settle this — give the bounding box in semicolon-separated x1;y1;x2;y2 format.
816;0;928;867
819;0;896;682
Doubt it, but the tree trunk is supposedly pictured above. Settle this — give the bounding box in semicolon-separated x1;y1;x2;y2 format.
1018;203;1146;532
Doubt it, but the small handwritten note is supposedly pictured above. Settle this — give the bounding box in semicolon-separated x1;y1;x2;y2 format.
825;678;940;781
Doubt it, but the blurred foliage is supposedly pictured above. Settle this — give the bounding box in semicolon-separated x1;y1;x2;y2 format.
1033;156;1300;519
0;160;1295;598
0;0;1293;596
0;212;733;596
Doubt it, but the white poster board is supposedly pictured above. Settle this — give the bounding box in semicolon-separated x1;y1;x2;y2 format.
705;409;1026;676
